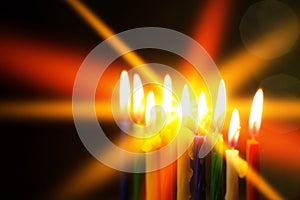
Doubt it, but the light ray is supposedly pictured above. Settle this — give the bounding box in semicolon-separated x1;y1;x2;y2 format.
214;140;284;200
0;98;298;121
190;0;233;59
220;22;298;97
65;0;159;82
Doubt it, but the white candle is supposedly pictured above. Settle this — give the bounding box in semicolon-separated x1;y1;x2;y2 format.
119;70;131;199
225;109;240;200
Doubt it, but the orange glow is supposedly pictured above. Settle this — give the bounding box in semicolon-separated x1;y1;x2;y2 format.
0;1;298;199
249;89;264;136
65;0;143;66
191;0;233;59
50;134;141;200
0;32;122;99
178;0;232;97
228;154;284;200
0;33;81;96
51;160;117;200
0;101;112;121
65;0;159;83
218;140;284;200
228;109;240;148
229;98;300;121
0;98;298;122
246;164;284;200
219;23;297;97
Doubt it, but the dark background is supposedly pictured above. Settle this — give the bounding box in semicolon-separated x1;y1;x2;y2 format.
0;1;299;200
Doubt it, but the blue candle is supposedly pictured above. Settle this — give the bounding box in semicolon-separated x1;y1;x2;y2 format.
194;136;206;200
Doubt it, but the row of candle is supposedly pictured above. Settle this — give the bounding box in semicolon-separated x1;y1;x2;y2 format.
119;70;263;200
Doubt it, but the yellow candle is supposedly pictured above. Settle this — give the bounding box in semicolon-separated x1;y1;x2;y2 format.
143;91;161;200
225;109;240;200
160;75;176;200
177;85;194;200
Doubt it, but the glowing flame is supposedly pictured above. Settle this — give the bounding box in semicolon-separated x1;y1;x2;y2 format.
145;91;156;126
162;74;172;117
213;79;226;130
197;92;208;124
133;73;144;122
249;89;264;136
119;70;130;116
228;109;240;148
197;92;209;134
180;84;191;117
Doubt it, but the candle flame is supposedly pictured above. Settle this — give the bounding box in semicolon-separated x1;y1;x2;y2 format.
162;74;172;118
197;92;208;134
213;79;226;131
249;89;264;136
133;73;144;122
228;108;240;148
145;91;156;126
180;84;191;117
119;70;130;116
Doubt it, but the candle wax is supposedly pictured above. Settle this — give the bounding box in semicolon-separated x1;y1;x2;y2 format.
119;125;130;200
133;160;142;200
194;136;206;200
160;128;176;200
246;138;259;200
144;136;161;200
120;172;129;200
210;136;223;200
225;149;239;200
177;127;194;200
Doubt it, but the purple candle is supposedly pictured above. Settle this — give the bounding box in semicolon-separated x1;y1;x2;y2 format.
194;136;206;200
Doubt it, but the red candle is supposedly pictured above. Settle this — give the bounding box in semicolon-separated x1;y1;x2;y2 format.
247;89;263;200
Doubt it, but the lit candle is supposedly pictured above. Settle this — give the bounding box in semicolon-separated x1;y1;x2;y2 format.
160;74;176;200
177;84;193;200
119;70;131;200
225;109;240;200
144;90;160;200
132;73;146;200
194;92;209;200
210;80;226;200
247;89;263;200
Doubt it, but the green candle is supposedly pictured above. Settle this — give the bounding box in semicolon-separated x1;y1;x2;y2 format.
209;79;226;200
133;161;142;200
210;135;223;200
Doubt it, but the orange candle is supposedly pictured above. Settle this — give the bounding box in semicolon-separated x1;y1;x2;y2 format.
247;89;263;200
159;75;176;200
144;90;160;200
225;109;240;200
